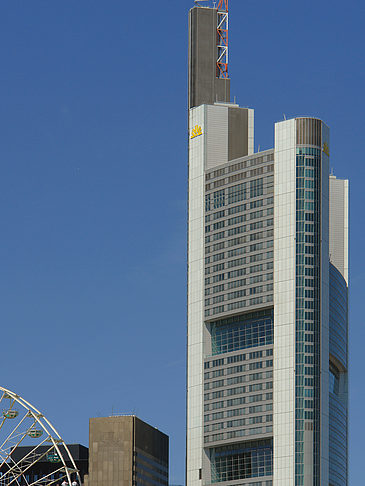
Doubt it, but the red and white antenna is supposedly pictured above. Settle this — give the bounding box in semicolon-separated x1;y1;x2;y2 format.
216;0;228;78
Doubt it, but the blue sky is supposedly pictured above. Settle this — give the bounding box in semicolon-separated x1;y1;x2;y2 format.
0;0;363;484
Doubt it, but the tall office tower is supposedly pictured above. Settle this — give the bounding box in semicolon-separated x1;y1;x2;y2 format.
187;4;348;486
87;416;168;486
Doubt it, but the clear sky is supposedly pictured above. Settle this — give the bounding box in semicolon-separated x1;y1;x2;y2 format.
0;0;363;484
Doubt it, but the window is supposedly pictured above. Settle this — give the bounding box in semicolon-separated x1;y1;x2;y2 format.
213;190;225;209
227;279;246;290
250;199;264;209
329;364;340;395
250;178;264;198
227;183;246;204
213;221;225;231
249;361;263;370
213;284;224;293
228;203;246;215
210;439;272;483
213;231;225;241
227;375;245;386
228;215;246;226
210;309;274;355
227;354;245;364
213;210;225;220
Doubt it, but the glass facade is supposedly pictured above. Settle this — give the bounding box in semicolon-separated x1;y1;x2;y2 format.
329;263;348;486
135;451;169;486
210;310;273;355
295;146;321;486
329;395;347;486
210;439;272;483
329;263;348;368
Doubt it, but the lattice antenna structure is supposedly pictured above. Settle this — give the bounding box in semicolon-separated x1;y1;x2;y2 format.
216;0;228;78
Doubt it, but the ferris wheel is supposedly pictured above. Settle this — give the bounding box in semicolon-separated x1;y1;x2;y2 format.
0;386;81;486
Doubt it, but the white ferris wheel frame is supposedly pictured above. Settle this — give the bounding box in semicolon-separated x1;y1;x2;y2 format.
0;386;81;486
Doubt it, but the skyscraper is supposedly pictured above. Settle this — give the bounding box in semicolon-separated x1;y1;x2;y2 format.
187;4;348;486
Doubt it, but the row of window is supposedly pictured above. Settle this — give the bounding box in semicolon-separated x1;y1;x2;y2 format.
205;206;273;224
205;274;273;297
204;348;273;369
226;360;274;376
204;392;273;412
227;198;272;218
206;260;273;276
228;154;273;173
205;156;273;181
206;229;274;246
227;164;273;184
205;425;273;443
205;250;273;266
222;219;273;235
205;403;273;422
204;382;273;401
296;147;321;156
205;368;273;383
204;414;273;432
205;178;274;212
206;173;273;196
205;273;273;292
206;164;274;190
205;284;273;306
204;388;273;403
205;373;273;390
206;220;273;239
207;241;273;260
206;296;274;317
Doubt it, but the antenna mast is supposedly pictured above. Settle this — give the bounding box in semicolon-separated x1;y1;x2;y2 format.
216;0;228;78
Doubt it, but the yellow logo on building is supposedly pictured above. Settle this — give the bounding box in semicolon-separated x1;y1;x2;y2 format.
191;125;202;139
323;142;330;157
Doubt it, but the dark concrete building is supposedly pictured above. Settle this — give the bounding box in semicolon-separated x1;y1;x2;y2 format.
1;444;88;485
87;415;168;486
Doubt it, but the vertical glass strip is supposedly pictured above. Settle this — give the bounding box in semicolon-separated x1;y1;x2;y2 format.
295;146;321;486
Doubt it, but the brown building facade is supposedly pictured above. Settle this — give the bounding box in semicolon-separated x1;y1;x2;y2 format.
87;416;168;486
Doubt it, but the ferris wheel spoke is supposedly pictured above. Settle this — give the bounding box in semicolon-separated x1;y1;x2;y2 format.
0;442;34;486
0;391;7;406
27;466;68;486
1;438;54;483
5;449;57;486
0;410;33;450
0;424;38;469
0;421;38;471
0;415;9;433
